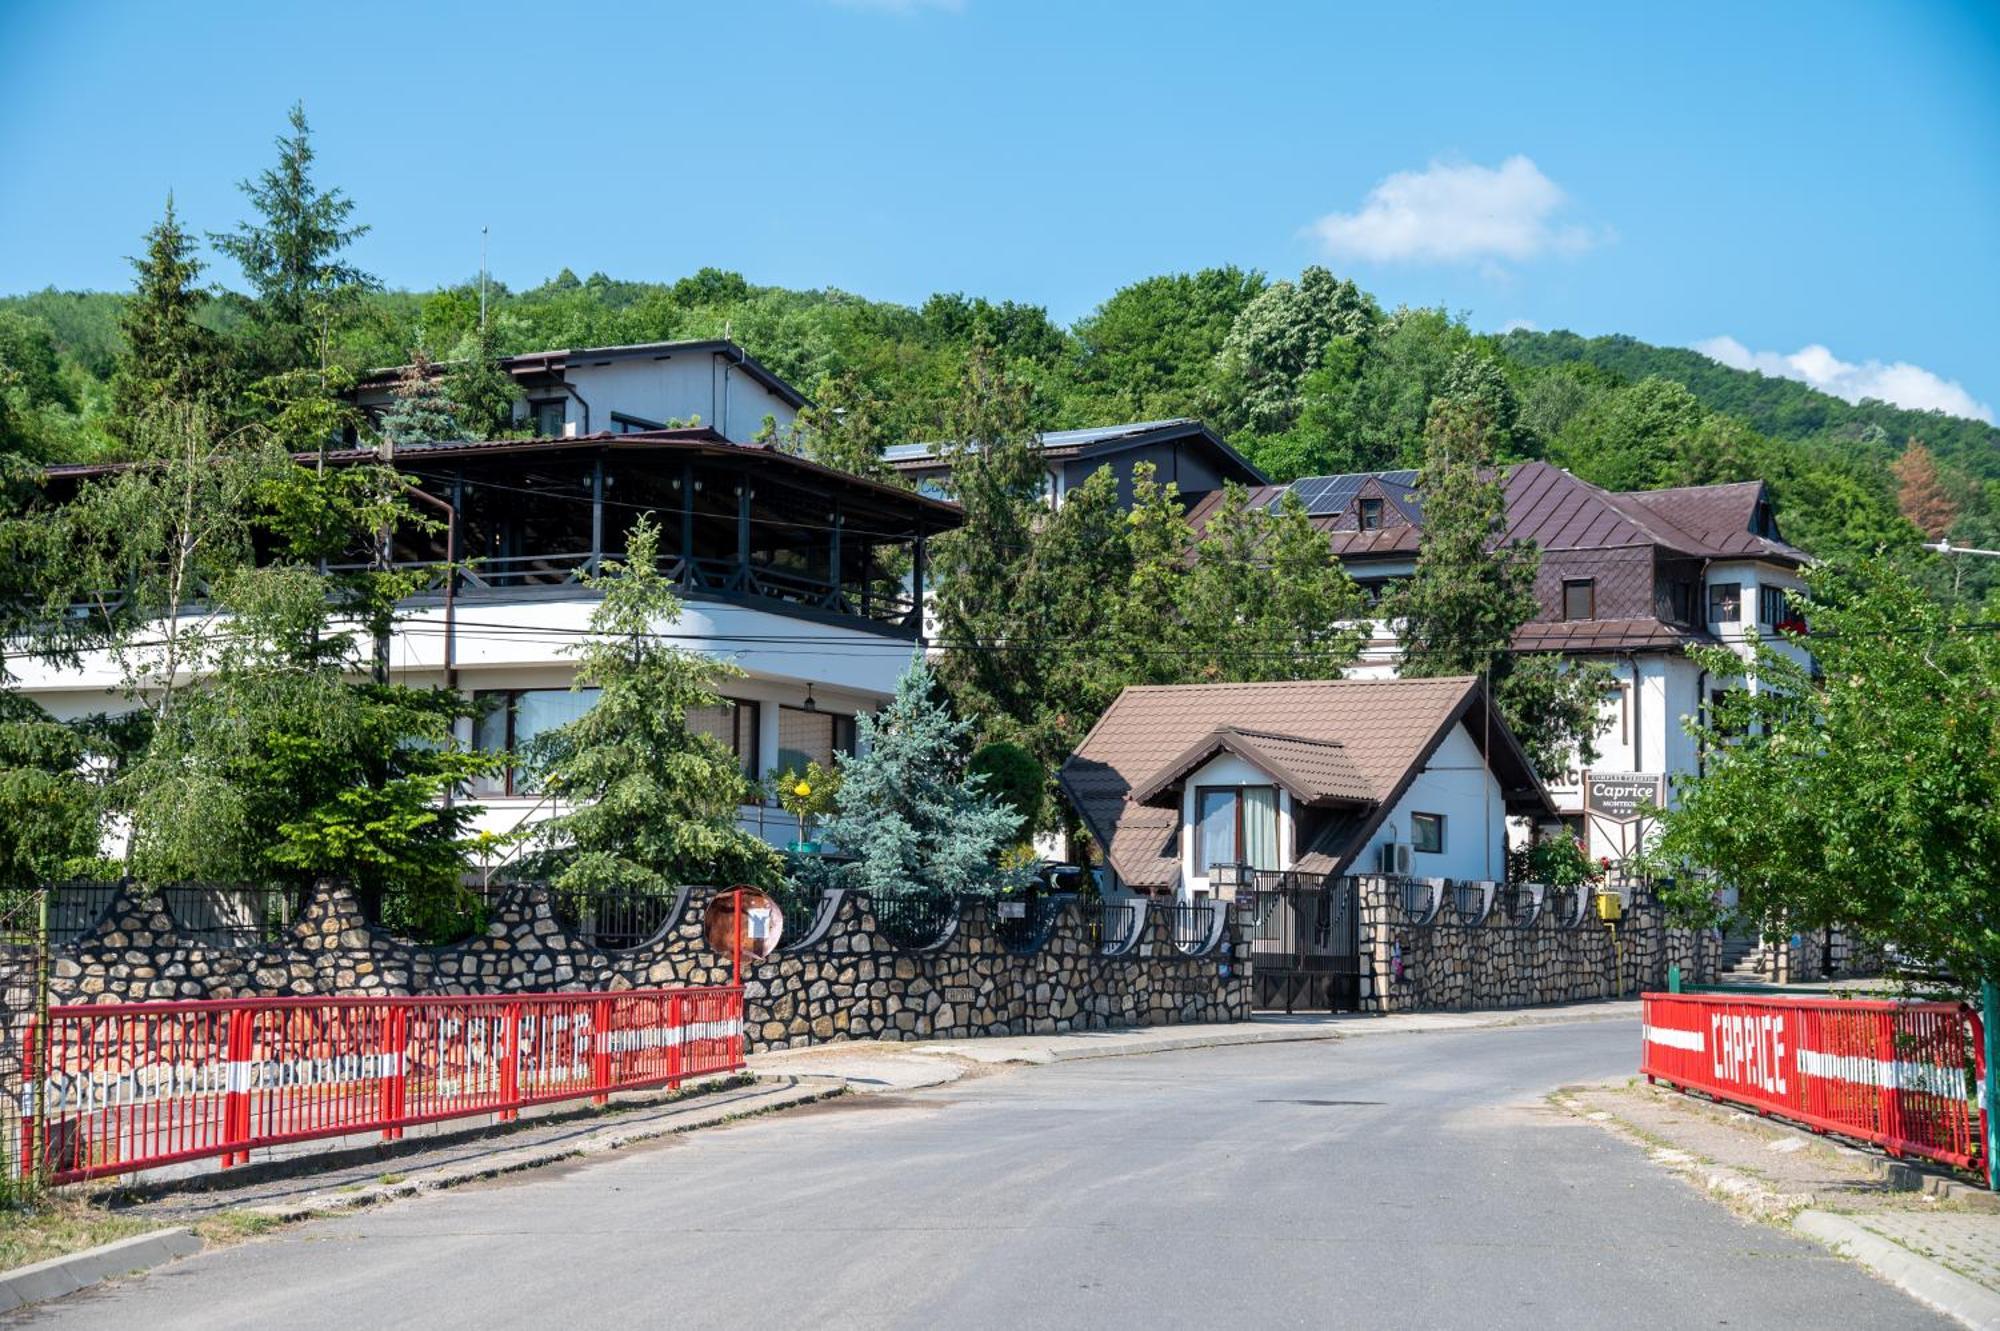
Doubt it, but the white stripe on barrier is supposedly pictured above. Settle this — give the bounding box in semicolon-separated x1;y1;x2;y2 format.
1796;1049;1973;1100
1644;1024;1705;1054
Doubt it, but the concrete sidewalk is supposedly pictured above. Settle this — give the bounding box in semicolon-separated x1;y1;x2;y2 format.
1561;1078;2000;1329
748;998;1642;1090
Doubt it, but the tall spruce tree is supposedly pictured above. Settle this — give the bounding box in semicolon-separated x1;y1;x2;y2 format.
110;197;225;445
789;369;897;481
212;102;377;377
1389;397;1612;776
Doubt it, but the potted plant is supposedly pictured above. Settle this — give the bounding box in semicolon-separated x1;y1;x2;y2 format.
772;762;840;853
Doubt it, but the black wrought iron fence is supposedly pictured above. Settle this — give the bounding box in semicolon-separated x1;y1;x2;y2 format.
992;891;1067;954
1090;899;1142;954
869;892;957;950
42;882;304;948
546;887;684;950
1157;900;1219;954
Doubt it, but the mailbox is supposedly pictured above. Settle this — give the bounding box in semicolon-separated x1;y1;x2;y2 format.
1594;890;1624;923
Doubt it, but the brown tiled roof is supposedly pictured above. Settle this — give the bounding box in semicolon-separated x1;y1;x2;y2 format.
1128;727;1375;808
1060;677;1553;890
1511;617;1716;654
1616;482;1805;561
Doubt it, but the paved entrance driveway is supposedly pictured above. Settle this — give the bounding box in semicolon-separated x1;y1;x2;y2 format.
19;1020;1947;1329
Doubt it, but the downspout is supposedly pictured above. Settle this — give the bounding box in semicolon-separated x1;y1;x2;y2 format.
560;370;592;435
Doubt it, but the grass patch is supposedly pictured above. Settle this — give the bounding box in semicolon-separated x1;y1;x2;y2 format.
192;1210;281;1247
0;1199;152;1272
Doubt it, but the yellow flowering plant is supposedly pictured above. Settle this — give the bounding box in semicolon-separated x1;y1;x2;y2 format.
772;761;841;848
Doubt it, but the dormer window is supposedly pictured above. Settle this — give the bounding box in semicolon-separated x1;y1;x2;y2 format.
1358;497;1385;531
1753;498;1777;539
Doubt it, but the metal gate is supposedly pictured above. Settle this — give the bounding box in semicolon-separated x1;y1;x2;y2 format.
1245;872;1360;1013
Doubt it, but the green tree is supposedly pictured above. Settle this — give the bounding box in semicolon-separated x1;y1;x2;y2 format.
788;368;897;481
377;350;468;447
1656;559;1999;986
211;102;377;377
110;197;225;444
967;740;1043;845
1551;375;1706;492
819;659;1024;899
121;563;493;937
444;320;519;439
0;693;106;890
1066;267;1264;422
1389;398;1613;775
1213;266;1378;435
519;516;782;894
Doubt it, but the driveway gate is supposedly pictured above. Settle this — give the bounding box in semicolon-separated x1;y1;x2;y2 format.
1242;871;1360;1012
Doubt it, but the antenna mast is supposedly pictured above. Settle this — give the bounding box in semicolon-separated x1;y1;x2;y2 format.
480;225;489;330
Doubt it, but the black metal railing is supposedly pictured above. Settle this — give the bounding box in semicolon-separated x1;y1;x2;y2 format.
869;892;958;950
44;882;304;948
993;891;1067;954
1091;899;1143;954
1157;900;1220;955
547;887;684;950
1451;880;1498;925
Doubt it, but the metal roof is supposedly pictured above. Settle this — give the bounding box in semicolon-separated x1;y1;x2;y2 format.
356;339;810;409
884;418;1268;486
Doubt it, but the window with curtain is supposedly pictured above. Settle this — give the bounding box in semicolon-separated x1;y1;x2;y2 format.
471;687;602;796
1194;785;1280;873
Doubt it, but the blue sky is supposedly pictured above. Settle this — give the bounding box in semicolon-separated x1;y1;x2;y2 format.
3;0;1996;420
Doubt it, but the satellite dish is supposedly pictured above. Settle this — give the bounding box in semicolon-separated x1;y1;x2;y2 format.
703;887;784;962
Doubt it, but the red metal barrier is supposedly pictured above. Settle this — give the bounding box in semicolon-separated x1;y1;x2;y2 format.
1641;991;1986;1174
18;986;743;1184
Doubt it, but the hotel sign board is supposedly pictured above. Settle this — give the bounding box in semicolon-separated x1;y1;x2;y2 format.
1584;772;1664;823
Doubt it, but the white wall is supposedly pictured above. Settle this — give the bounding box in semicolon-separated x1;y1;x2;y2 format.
1355;723;1507;882
562;354;798;442
1176;752;1296;897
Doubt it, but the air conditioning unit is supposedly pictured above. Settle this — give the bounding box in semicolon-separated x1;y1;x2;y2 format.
1379;842;1412;876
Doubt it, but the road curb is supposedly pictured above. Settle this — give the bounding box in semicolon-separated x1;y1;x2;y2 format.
1794;1210;2000;1331
0;1227;203;1313
242;1078;846;1222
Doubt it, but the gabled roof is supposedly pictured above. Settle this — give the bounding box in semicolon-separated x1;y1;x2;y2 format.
1128;727;1374;809
356;339;810;409
1060;677;1554;890
1200;459;1808;567
883;417;1268;487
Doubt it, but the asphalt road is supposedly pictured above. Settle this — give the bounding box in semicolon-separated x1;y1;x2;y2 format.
20;1020;1948;1330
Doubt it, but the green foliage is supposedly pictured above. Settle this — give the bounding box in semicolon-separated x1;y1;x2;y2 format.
1068;267;1264;422
120;563;494;938
444;320;519;439
818;660;1025;899
787;368;897;481
377;350;468;446
1213;265;1379;435
209;102;377;377
110;197;226;444
0;692;104;890
1506;830;1602;889
1656;559;2000;985
771;761;841;845
518;516;782;893
1389;397;1615;776
966;741;1043;844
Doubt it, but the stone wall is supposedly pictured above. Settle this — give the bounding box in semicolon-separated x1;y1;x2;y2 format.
1771;926;1884;984
1355;879;1720;1014
3;881;1250;1057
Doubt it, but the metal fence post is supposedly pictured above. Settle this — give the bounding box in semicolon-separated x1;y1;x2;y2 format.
666;993;684;1092
379;1006;408;1141
221;1009;254;1168
1984;979;1999;1192
592;997;612;1107
499;1003;521;1123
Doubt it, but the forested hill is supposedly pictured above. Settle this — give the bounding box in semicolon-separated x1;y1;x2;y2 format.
3;259;1995;600
1499;328;2000;484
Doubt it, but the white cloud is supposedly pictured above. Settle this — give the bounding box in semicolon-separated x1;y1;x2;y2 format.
1307;156;1603;266
1695;336;1994;424
825;0;963;11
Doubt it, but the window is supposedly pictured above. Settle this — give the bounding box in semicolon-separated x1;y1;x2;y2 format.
1562;578;1596;621
687;699;761;779
776;705;856;776
472;687;603;795
529;399;566;438
1358;497;1385;531
611;411;665;435
1194;785;1280;873
1411;812;1445;855
1665;580;1697;626
1758;585;1791;628
1707;581;1742;624
1753;498;1777;539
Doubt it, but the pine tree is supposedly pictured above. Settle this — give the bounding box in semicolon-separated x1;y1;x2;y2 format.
1891;440;1958;539
378;350;468;446
519;516;782;894
444;321;519;438
110;197;225;443
211;102;376;376
1390;397;1613;776
789;369;897;481
819;659;1025;899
